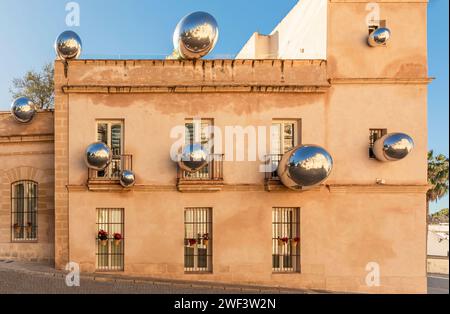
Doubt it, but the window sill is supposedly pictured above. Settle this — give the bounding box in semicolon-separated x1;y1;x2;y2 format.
184;271;213;275
11;240;38;244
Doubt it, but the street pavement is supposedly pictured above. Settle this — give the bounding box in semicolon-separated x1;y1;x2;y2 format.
0;260;306;294
0;260;448;294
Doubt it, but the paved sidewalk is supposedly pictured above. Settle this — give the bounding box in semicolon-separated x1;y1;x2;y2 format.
0;260;311;294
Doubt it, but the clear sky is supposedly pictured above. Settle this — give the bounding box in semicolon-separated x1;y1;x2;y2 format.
0;0;448;212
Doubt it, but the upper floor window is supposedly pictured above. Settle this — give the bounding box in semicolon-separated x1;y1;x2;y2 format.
369;128;387;159
11;181;38;241
271;120;300;155
96;120;124;179
184;119;214;179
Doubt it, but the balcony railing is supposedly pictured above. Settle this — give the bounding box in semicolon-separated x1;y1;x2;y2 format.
265;154;283;181
88;154;133;182
177;154;224;181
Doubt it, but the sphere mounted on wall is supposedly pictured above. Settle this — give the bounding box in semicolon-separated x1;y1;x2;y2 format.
120;170;136;188
173;11;219;60
84;142;112;171
55;30;82;60
368;27;391;47
277;145;334;191
373;133;414;162
11;97;36;124
178;143;209;173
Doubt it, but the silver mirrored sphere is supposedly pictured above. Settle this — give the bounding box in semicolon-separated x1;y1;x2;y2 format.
373;133;414;162
84;142;112;171
277;145;334;190
120;170;136;188
55;31;82;60
178;143;209;173
11;97;36;123
173;11;219;59
368;27;391;47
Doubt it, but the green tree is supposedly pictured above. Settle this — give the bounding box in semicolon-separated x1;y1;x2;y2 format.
10;63;54;109
427;151;449;215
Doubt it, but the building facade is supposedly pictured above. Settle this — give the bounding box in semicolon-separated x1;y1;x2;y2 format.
0;111;55;262
0;0;431;293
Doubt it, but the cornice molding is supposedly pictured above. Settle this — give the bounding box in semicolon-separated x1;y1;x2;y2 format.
67;183;429;194
330;77;433;85
62;84;330;94
0;134;54;144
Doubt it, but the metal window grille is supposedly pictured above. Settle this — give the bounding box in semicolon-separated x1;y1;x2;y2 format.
96;208;124;271
369;129;387;159
11;181;38;241
272;207;300;273
184;208;212;273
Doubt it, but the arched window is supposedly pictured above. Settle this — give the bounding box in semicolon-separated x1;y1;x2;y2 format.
11;181;38;241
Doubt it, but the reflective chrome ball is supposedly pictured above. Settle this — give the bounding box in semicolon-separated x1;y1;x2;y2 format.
173;11;219;59
368;27;391;47
120;170;136;188
373;133;414;162
84;142;112;171
178;143;209;173
277;145;333;190
55;31;82;60
11;97;36;123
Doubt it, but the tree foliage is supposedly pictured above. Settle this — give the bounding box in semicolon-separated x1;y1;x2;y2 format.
427;151;449;208
10;63;54;109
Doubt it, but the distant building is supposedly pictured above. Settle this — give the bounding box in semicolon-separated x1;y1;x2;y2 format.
428;224;449;257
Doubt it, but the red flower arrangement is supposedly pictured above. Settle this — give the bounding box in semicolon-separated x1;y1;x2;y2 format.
292;237;300;246
188;238;197;246
113;233;122;241
278;237;289;246
98;230;108;241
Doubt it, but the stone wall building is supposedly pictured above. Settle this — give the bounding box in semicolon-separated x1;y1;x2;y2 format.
0;0;431;293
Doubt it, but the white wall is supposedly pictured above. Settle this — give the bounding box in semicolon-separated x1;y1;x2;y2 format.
236;0;327;60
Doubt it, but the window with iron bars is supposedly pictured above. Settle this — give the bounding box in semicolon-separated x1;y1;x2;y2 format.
184;208;212;273
369;129;387;159
11;181;38;242
96;208;124;271
272;207;300;273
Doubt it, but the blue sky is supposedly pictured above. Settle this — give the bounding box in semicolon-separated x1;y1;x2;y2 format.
0;0;448;212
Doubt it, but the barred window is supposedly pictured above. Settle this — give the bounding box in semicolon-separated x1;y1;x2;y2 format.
369;129;387;159
184;208;212;273
272;207;300;273
11;181;38;241
96;208;124;271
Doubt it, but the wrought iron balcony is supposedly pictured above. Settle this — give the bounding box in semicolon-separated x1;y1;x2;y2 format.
177;154;224;192
265;154;283;180
265;154;284;191
88;154;133;189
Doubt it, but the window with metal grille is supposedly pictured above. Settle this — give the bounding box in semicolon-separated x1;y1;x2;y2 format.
11;181;38;241
184;119;214;180
96;208;124;271
272;207;300;273
369;129;387;159
184;208;212;273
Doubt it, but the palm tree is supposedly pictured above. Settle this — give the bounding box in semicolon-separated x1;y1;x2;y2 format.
427;151;449;216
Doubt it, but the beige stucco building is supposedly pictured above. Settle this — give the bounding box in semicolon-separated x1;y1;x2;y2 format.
0;0;432;293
